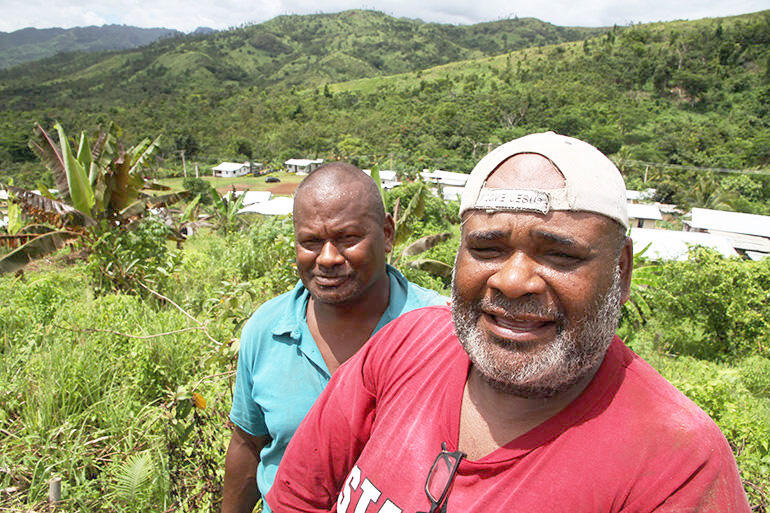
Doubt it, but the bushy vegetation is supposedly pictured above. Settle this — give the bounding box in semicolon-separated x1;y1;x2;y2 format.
1;226;768;511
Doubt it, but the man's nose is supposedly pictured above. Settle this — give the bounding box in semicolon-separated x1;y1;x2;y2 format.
317;241;344;268
486;251;547;299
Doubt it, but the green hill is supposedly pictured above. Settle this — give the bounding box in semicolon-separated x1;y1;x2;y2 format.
0;24;183;69
1;9;769;214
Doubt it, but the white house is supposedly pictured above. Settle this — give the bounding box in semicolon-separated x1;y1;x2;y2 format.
224;190;272;206
683;207;770;257
239;196;294;216
627;203;663;229
363;169;401;189
420;169;469;187
630;227;738;261
440;186;465;202
285;158;323;175
213;162;250;178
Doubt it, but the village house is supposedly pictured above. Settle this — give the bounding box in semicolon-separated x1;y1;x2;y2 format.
285;158;323;175
631;227;738;261
627;202;663;229
362;169;401;189
223;190;272;206
420;169;469;187
238;196;294;216
683;207;770;260
212;162;251;178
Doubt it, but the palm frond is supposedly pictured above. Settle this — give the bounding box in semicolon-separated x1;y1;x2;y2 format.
114;452;154;507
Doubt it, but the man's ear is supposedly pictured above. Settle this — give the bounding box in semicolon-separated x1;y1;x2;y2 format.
383;213;395;254
618;237;634;305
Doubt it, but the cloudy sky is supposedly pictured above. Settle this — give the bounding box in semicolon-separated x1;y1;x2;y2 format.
1;0;767;33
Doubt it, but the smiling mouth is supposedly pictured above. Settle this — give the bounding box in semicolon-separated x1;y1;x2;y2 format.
314;275;349;287
480;311;557;342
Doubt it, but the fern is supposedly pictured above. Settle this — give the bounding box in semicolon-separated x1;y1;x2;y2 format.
114;452;155;510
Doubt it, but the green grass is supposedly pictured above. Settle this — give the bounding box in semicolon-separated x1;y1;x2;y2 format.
157;171;303;194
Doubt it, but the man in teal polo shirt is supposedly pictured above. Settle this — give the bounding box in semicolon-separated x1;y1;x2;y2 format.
221;163;447;513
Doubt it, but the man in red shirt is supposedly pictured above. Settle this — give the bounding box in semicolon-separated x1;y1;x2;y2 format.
267;132;751;513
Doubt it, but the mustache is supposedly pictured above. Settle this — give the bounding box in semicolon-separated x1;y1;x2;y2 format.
470;291;565;324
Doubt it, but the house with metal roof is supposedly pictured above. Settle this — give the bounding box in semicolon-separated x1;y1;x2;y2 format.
213;162;251;177
627;203;663;229
363;169;401;189
239;196;294;216
224;190;272;206
420;170;469;187
683;208;770;257
285;158;323;175
630;227;738;261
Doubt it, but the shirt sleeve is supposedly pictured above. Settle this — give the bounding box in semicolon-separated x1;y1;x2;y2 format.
624;419;751;513
229;315;269;437
266;324;386;512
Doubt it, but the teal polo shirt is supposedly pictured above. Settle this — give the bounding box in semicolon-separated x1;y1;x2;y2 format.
230;265;447;512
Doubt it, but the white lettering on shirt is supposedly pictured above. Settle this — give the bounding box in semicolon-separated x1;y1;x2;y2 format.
338;465;362;513
336;466;403;513
354;479;381;513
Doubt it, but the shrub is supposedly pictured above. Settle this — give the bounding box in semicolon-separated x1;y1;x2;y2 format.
638;248;770;360
87;218;181;297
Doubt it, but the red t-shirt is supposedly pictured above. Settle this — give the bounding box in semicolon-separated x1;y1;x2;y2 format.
268;306;750;513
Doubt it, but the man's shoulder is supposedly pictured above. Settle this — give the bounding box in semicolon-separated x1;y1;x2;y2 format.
387;265;448;311
248;283;304;323
402;280;449;307
239;283;306;348
612;341;729;444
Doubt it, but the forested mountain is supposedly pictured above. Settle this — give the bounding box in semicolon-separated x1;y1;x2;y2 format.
1;9;769;213
0;25;183;69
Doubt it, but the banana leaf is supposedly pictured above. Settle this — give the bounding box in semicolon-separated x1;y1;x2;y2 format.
394;184;426;247
56;122;94;215
143;181;171;191
407;258;453;278
0;230;79;274
128;134;161;175
28;123;69;200
7;186;96;228
402;232;452;257
145;191;189;208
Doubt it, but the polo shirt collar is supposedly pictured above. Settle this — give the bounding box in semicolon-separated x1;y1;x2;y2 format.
269;265;409;341
271;280;311;340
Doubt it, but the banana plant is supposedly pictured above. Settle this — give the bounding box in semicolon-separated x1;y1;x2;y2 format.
0;122;179;274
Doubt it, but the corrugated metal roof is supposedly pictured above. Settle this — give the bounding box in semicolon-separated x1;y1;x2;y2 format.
688;208;770;238
285;158;323;166
213;162;248;172
627;203;663;221
631;227;738;261
238;196;294;216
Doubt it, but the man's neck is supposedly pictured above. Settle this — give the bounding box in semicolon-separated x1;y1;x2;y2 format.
307;271;391;374
459;363;600;460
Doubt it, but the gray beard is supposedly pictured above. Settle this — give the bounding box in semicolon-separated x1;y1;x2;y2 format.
451;271;623;399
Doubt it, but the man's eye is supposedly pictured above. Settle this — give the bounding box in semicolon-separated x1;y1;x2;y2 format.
469;246;501;259
338;235;361;245
545;251;581;265
300;239;323;250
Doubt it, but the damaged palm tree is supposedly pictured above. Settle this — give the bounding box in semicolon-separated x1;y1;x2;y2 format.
0;122;185;274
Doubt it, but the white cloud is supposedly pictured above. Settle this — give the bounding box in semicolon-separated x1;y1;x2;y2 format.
0;0;767;33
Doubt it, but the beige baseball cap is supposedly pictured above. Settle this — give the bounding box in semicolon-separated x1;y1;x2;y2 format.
459;132;629;230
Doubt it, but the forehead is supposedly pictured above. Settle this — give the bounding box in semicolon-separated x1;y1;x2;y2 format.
461;208;612;246
294;181;377;229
